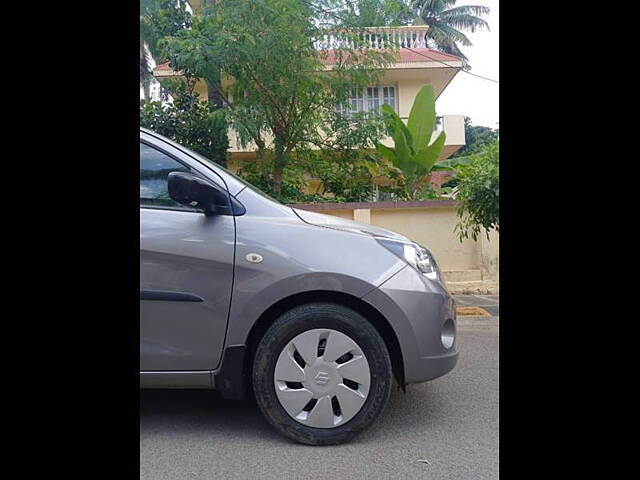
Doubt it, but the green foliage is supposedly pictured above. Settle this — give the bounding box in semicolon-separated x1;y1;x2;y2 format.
140;0;191;98
236;157;318;204
414;0;490;69
452;116;499;157
300;153;401;203
454;139;499;242
375;85;451;199
441;117;498;190
298;110;398;202
237;151;401;204
322;0;416;27
140;0;191;63
140;79;229;166
161;0;393;196
140;0;229;166
236;110;401;203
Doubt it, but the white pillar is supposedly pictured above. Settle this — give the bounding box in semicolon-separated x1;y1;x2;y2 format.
353;208;371;224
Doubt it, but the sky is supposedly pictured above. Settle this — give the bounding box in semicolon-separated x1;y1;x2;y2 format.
435;0;499;129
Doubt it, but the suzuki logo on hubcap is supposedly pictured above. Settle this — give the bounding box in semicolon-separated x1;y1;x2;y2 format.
314;371;330;386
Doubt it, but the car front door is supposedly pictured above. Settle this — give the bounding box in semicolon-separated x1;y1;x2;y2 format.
139;140;235;371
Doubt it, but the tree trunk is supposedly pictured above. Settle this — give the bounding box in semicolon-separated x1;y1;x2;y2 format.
206;0;222;110
140;43;151;100
142;80;151;100
272;139;286;197
204;77;228;168
255;138;268;179
206;74;223;110
204;0;228;168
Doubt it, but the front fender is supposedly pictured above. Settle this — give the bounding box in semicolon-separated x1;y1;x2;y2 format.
362;265;457;384
224;271;400;346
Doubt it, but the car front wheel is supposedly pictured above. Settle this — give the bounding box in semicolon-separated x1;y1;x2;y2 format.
252;303;393;445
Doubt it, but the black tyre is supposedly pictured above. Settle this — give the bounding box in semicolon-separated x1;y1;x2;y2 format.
252;303;392;445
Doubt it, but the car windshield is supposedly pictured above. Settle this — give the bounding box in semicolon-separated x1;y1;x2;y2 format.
210;161;283;205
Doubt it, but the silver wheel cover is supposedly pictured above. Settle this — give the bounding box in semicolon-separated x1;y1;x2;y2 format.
274;328;371;428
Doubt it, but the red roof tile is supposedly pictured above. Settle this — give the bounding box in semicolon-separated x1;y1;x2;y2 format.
153;48;460;73
320;48;461;65
153;62;172;72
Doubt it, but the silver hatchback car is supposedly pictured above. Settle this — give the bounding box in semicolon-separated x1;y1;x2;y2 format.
140;128;458;445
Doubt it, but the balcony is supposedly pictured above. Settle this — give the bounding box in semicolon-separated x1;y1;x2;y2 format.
379;114;465;159
313;26;430;50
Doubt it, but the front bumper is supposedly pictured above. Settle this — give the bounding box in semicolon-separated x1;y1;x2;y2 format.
362;265;458;384
411;349;459;384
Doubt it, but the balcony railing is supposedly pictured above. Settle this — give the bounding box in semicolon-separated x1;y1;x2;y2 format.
313;26;429;50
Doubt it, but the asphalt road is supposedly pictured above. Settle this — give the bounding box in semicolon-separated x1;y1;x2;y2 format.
140;320;499;479
453;295;499;316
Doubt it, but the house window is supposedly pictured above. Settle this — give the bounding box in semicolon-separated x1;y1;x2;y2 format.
337;85;396;116
383;87;395;111
349;87;365;113
367;87;380;111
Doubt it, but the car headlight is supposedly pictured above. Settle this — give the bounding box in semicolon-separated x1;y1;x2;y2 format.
376;238;442;281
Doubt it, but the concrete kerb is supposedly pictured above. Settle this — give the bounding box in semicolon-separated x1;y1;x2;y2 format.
457;316;499;327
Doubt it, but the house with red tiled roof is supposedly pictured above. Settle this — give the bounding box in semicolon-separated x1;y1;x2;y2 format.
153;24;466;189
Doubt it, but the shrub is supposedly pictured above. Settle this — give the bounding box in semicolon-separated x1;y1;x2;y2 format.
454;140;499;241
139;79;229;167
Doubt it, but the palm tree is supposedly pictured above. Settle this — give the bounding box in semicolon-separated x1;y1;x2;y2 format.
413;0;489;69
140;0;192;100
140;40;155;100
140;0;161;100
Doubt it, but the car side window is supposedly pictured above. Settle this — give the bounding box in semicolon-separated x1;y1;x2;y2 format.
140;142;191;209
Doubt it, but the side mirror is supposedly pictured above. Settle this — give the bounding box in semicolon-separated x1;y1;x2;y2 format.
167;171;232;216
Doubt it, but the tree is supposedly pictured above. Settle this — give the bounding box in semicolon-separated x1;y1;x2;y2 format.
235;110;399;204
140;79;229;168
190;2;225;121
439;117;498;190
297;111;400;202
161;0;392;195
454;139;499;241
453;116;498;157
140;0;191;99
375;85;453;199
140;0;229;167
413;0;489;69
324;0;416;27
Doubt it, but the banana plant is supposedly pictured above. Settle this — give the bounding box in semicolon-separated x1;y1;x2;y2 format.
375;84;454;199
